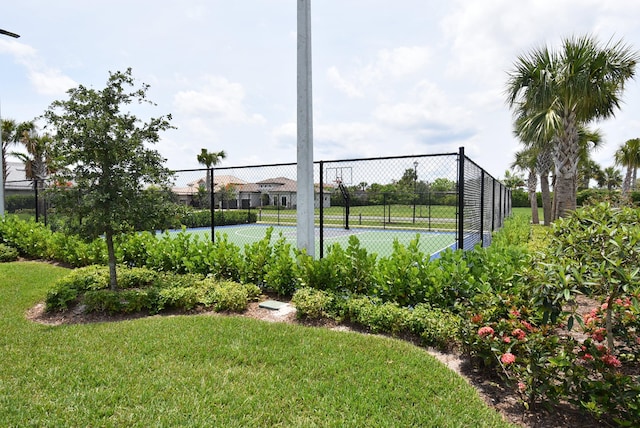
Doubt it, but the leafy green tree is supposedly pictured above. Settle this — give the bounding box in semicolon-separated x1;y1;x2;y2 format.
506;35;638;219
43;68;174;290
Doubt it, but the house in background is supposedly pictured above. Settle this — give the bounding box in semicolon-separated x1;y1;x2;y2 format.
172;175;247;207
172;175;331;209
4;161;32;196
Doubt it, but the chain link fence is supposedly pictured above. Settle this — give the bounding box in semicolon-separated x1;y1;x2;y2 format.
5;148;511;258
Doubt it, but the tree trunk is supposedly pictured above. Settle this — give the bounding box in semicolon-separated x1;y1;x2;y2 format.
105;230;118;291
552;113;579;220
553;173;577;220
622;167;632;194
527;170;539;224
539;173;552;226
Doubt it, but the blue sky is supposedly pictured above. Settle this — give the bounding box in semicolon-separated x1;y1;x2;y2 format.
2;0;640;180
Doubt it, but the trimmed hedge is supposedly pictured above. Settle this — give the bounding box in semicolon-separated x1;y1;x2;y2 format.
45;265;260;314
181;209;257;228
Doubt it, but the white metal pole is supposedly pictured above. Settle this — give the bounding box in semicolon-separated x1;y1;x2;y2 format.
297;0;314;257
0;29;20;217
0;101;4;217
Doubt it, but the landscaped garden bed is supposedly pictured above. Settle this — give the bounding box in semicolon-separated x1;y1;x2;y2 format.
1;202;639;426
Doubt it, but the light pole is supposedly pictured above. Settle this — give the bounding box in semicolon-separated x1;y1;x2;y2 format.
297;0;314;257
0;29;21;217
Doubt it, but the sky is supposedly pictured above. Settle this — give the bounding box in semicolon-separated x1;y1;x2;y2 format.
2;0;640;182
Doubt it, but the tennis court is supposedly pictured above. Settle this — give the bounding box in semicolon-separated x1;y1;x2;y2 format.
178;224;457;259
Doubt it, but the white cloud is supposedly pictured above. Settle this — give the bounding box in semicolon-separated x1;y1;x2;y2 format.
327;66;363;98
0;39;76;96
27;68;77;96
174;75;266;125
327;45;431;97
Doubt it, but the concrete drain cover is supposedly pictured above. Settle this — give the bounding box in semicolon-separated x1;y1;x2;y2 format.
258;300;288;310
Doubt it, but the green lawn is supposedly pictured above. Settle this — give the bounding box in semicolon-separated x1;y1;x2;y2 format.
0;262;514;427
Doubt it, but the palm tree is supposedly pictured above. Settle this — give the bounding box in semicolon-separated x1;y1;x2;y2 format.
535;147;553;226
196;148;226;207
575;127;603;191
11;125;54;218
502;169;525;190
506;35;639;220
0;119;30;182
614;138;640;194
511;148;539;224
598;166;623;191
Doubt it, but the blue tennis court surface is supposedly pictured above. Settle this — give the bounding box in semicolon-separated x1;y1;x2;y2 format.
174;224;456;259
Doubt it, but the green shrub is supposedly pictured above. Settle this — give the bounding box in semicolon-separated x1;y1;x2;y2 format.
291;287;335;319
318;236;377;296
211;281;250;312
241;227;273;286
84;289;153;314
45;265;110;311
45;283;80;311
374;237;431;306
490;213;531;249
117;266;160;289
180;209;257;228
264;235;297;296
294;250;341;291
0;243;19;262
406;304;461;350
158;286;199;311
5;194;35;212
209;233;242;281
341;296;406;335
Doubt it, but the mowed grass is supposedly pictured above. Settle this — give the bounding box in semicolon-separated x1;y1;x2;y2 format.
0;262;514;427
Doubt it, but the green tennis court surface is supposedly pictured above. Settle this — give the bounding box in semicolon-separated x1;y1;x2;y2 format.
177;224;457;259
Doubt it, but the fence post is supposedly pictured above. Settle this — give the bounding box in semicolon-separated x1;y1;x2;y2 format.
491;178;496;232
210;167;215;243
480;170;485;247
457;147;465;251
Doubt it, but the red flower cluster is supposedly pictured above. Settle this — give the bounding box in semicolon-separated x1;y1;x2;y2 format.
591;327;606;343
601;353;622;368
478;326;494;338
512;328;526;341
500;352;516;365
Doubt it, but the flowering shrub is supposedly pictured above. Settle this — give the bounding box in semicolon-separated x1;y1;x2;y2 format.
582;295;640;361
462;306;568;407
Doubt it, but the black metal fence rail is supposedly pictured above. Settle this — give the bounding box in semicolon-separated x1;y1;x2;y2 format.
6;147;511;258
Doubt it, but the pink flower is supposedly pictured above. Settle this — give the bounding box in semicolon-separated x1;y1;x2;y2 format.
517;382;526;392
521;320;535;332
510;309;521;318
501;353;516;365
601;354;622;368
502;336;511;344
581;353;593;361
591;328;606;342
512;328;526;341
478;326;494;338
